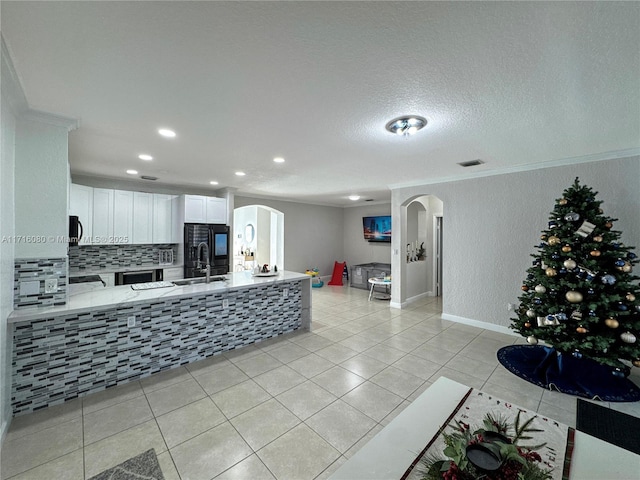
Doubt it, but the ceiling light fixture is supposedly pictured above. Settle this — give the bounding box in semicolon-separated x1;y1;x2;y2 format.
385;115;427;136
235;171;246;176
158;128;176;138
273;157;285;163
126;169;138;175
348;195;360;201
138;154;153;161
209;181;219;185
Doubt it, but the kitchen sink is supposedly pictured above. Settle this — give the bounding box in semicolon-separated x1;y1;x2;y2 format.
172;276;227;286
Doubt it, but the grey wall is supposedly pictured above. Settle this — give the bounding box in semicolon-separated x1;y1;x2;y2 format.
392;156;640;330
235;196;344;277
342;203;392;267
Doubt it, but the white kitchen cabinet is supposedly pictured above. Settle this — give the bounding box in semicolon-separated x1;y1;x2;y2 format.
171;195;181;243
113;190;133;244
69;184;93;245
182;195;227;224
133;192;153;244
152;194;173;243
206;196;226;224
92;188;114;244
184;195;207;223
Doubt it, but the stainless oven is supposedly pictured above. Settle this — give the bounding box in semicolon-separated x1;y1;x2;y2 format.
115;269;163;286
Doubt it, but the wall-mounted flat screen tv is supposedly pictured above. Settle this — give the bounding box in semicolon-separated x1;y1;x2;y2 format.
363;215;391;242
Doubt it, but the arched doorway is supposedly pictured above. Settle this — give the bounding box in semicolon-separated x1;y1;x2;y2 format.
232;205;284;272
393;194;443;307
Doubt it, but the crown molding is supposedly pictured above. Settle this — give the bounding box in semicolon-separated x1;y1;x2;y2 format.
21;109;78;132
1;35;28;114
388;148;640;191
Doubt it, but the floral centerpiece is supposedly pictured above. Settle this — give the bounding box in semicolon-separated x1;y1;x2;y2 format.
420;411;553;480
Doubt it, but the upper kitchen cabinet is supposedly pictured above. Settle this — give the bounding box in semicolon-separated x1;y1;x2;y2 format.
132;192;153;244
182;195;227;224
206;197;226;224
153;194;174;244
69;184;93;245
113;189;133;244
92;188;114;245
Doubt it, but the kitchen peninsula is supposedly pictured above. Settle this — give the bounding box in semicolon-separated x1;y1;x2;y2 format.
9;271;311;415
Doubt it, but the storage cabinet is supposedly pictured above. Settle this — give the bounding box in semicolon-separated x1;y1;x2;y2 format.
92;188;114;244
350;263;391;290
113;190;133;244
206;197;226;224
183;195;227;224
69;184;93;245
132;192;153;244
153;194;173;244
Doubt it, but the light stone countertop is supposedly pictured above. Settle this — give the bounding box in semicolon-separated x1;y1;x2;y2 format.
10;270;309;323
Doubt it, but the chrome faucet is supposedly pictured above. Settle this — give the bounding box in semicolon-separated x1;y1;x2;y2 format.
196;242;211;283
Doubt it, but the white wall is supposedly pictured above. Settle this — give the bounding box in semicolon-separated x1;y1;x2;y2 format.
392;156;640;330
235;196;343;277
14;117;70;258
1;38;20;443
342;203;392;267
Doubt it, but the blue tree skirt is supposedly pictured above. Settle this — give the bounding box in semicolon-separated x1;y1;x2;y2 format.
497;345;640;402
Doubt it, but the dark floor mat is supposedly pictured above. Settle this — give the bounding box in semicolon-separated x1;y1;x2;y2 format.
576;398;640;455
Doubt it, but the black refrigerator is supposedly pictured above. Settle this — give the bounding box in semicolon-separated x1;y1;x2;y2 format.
184;224;230;278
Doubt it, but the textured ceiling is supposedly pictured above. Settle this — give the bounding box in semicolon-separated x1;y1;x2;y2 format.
2;1;639;206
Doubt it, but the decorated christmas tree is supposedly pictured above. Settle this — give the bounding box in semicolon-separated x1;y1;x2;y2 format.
512;178;640;375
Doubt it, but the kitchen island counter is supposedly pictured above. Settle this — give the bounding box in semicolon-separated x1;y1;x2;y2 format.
10;271;311;415
10;270;308;323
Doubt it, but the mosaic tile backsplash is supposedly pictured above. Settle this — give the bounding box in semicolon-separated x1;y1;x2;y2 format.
69;243;178;272
14;258;67;309
12;280;303;415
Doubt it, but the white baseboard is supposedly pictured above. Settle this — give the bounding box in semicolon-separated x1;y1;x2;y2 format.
441;313;518;337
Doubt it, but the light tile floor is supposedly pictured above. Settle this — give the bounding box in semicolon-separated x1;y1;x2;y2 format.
2;285;639;479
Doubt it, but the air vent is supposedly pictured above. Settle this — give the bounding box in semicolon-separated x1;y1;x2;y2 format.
458;159;485;168
365;199;374;202
140;175;158;181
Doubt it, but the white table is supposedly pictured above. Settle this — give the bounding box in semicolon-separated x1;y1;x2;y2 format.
368;277;391;301
329;377;640;480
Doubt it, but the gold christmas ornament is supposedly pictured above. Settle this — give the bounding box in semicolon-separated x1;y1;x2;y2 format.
545;267;557;277
559;198;568;205
527;336;538;345
576;326;588;334
622;264;632;273
620;331;637;344
598;208;604;214
565;290;583;303
590;250;601;257
524;322;531;328
521;285;529;291
562;245;572;253
605;221;613;229
626;293;636;302
563;259;577;270
604;318;619;329
593;235;603;242
534;285;546;294
548;236;560;246
633;359;640;368
540;234;547;241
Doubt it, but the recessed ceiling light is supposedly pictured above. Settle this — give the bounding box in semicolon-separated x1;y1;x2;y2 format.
209;181;219;185
138;154;153;161
158;128;176;138
273;157;285;163
235;171;246;176
126;169;138;175
348;195;360;201
385;115;427;136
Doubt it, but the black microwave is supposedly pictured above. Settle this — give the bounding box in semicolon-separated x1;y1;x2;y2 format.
115;269;163;286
